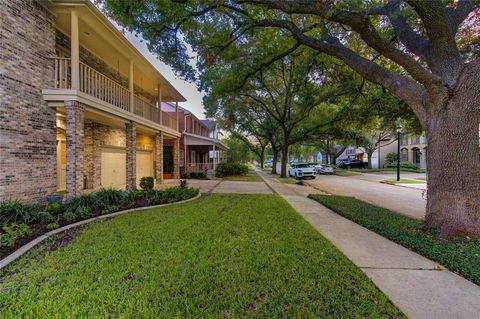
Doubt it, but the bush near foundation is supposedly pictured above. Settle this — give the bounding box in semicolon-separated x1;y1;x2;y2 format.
215;163;249;177
0;186;199;257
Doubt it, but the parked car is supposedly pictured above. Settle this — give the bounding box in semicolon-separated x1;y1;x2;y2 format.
338;159;368;169
288;163;316;179
315;164;334;175
336;158;348;166
264;160;273;168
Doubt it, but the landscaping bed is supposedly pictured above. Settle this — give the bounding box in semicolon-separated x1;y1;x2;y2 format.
308;194;480;286
0;194;403;318
0;179;199;259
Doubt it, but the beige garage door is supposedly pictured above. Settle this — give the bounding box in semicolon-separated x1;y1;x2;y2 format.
136;150;153;187
101;148;126;189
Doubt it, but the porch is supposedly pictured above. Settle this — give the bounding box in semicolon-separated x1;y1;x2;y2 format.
183;134;228;176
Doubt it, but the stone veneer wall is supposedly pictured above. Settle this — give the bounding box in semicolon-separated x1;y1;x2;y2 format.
82;122;155;190
0;0;57;202
56;31;157;104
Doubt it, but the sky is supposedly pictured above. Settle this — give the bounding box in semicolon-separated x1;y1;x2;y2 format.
96;0;207;120
124;33;206;119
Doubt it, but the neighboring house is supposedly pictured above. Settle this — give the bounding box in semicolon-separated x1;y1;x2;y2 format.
399;135;428;169
1;0;187;202
335;138;398;169
164;106;227;175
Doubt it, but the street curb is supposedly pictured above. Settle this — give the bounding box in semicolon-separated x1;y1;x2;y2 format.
0;193;202;270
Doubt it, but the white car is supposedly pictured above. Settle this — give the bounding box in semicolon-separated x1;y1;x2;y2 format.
315;164;334;175
288;163;316;179
264;160;273;168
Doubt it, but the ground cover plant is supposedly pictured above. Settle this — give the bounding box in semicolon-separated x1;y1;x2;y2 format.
0;194;403;318
308;195;480;286
215;162;249;177
0;183;199;259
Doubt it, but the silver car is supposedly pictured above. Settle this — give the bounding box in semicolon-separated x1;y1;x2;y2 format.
315;164;334;175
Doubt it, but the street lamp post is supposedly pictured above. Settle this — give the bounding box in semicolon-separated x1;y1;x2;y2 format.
396;122;403;181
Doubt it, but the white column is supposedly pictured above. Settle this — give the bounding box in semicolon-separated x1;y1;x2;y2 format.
175;101;179;131
71;10;80;90
212;143;216;171
129;60;134;112
157;83;162;124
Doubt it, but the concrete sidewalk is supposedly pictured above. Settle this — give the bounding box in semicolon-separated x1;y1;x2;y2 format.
257;170;480;319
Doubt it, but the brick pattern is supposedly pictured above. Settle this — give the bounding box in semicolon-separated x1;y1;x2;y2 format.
0;0;57;202
125;122;137;191
173;138;180;179
65;101;84;197
155;132;164;184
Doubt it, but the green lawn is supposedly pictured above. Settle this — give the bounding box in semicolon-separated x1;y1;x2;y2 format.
383;178;426;184
348;168;426;174
221;172;263;182
334;170;362;176
308;195;480;286
0;194;403;318
275;177;297;184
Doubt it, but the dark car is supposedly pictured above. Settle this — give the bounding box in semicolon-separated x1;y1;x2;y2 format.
339;160;368;169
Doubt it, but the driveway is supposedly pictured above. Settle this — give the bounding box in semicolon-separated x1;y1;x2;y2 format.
305;174;426;219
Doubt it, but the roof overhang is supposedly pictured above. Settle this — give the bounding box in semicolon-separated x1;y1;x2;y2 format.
49;0;186;102
183;132;228;150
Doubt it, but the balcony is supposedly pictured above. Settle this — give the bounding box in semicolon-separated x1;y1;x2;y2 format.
53;57;177;131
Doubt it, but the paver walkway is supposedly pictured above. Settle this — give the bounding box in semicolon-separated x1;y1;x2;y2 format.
257;170;480;319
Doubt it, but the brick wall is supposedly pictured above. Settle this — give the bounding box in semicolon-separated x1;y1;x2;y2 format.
82;122;155;190
0;0;57;202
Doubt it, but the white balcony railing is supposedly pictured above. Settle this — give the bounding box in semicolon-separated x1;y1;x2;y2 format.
53;57;177;131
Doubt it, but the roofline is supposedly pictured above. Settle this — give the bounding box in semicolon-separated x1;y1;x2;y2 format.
183;132;228;149
51;0;186;102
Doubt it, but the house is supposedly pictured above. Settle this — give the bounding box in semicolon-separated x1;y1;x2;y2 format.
164;106;227;176
1;0;187;202
399;135;428;169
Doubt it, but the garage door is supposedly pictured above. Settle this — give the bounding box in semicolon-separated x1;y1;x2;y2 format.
101;148;126;189
136;150;153;186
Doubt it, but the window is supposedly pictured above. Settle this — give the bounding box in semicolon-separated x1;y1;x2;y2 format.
189;150;196;165
179;150;184;167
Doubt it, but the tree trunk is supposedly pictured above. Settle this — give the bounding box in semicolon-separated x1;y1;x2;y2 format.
271;150;278;175
423;93;480;238
259;149;265;169
367;151;373;169
280;144;289;178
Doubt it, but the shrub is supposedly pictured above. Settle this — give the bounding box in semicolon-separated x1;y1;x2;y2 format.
95;188;126;207
31;211;55;224
385;152;398;165
189;171;206;179
180;179;188;188
46;202;63;215
140;176;154;191
126;190;146;202
386;161;418;170
46;222;59;230
0;233;15;248
181;172;189;179
0;200;40;227
2;223;31;239
62;211;77;223
64;193;101;216
215;163;249;177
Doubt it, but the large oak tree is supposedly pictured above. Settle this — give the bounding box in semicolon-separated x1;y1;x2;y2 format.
103;0;480;237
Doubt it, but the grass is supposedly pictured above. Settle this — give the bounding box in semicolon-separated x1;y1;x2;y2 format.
275;177;297;184
415;177;427;181
334;170;361;176
383;178;426;184
221;171;263;182
308;194;480;286
0;194;403;318
348;168;426;174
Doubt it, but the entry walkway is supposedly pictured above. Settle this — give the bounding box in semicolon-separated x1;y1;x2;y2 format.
257;170;480;319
